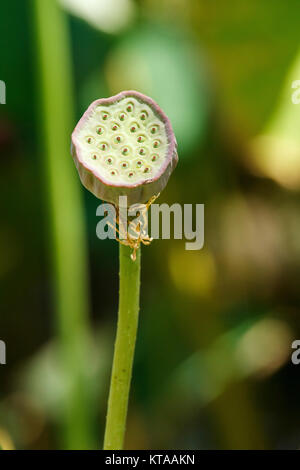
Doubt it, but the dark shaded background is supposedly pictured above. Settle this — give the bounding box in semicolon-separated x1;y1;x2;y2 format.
1;0;300;450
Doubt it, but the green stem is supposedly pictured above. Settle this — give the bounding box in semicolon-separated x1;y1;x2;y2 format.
32;0;93;449
104;244;141;450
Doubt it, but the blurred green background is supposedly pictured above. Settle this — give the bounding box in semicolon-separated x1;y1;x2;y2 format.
1;0;300;450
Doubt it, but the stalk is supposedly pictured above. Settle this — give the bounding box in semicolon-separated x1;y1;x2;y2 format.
32;0;93;449
104;244;141;450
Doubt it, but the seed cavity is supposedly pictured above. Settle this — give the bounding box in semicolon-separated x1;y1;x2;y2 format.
105;156;114;165
129;121;140;134
135;159;144;168
111;122;119;131
86;136;94;144
137;134;147;143
120;161;129;170
96;126;104;135
114;135;122;144
140;110;149;121
151;154;158;162
126;101;134;113
139;147;146;156
153;140;161;148
121;146;130;156
98;109;110;120
150;124;159;135
102;112;110;121
99;142;109;151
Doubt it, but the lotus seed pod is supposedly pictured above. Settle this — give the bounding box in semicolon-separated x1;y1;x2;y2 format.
71;91;178;206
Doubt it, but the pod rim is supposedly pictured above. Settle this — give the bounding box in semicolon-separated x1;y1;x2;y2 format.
71;90;177;189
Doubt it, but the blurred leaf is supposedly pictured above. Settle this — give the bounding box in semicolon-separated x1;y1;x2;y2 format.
19;327;111;421
32;0;94;449
60;0;136;34
167;316;293;409
249;50;300;189
106;23;209;155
